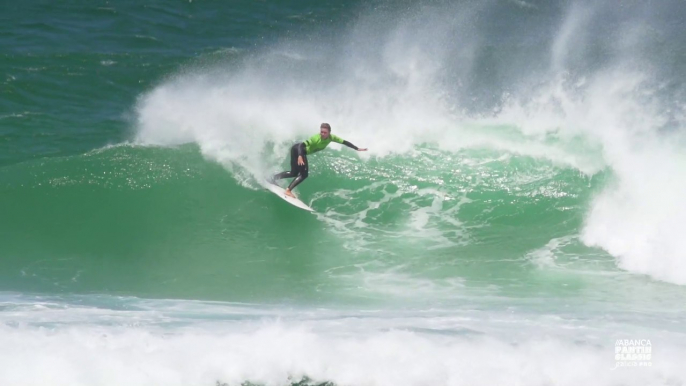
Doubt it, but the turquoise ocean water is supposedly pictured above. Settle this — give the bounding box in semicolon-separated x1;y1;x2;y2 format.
2;1;686;385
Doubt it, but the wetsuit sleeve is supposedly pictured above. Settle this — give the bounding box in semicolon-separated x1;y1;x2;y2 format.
342;140;359;150
331;134;358;150
297;142;306;156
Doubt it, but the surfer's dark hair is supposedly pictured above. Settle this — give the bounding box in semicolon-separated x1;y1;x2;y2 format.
320;123;331;131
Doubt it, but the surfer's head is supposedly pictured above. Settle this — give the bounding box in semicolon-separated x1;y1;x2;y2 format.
320;123;331;139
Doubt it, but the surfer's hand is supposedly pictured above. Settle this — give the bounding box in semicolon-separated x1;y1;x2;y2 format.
358;148;368;151
298;156;305;165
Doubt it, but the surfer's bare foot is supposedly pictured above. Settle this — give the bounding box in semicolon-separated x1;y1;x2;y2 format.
284;189;296;198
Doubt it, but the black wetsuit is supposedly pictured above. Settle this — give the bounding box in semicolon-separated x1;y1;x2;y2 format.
272;139;359;191
273;142;309;191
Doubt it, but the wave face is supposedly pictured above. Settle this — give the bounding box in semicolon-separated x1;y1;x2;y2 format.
133;0;686;286
3;0;686;385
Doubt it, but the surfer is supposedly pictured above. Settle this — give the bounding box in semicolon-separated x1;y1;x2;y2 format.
271;123;367;198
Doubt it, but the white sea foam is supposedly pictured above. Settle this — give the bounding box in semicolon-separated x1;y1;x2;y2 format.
1;294;685;386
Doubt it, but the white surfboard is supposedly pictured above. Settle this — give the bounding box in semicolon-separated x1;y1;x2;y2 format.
265;182;315;212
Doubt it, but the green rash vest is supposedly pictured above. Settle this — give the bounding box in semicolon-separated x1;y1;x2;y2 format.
304;133;345;155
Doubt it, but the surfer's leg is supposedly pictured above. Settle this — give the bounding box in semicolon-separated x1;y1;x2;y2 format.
286;171;308;191
273;170;295;180
272;144;300;181
287;154;308;191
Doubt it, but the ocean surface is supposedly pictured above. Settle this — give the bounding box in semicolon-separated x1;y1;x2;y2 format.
2;0;686;385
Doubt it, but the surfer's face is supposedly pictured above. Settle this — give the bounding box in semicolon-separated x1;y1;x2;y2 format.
320;128;330;139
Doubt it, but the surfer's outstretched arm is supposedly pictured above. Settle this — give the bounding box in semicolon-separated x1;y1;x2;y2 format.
342;140;367;151
332;134;367;151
